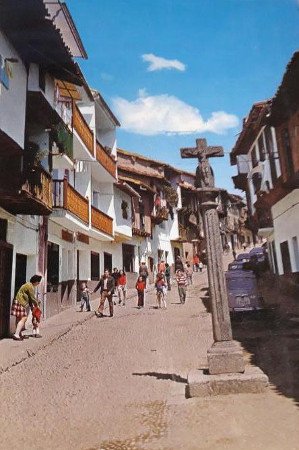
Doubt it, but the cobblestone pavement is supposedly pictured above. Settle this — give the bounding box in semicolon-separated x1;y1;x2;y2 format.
0;265;299;450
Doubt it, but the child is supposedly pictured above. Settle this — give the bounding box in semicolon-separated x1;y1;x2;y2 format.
80;282;92;312
155;273;167;309
176;269;188;304
118;270;127;306
135;276;146;309
32;304;42;338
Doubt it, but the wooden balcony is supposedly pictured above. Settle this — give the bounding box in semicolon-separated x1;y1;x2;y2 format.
91;206;113;236
72;102;94;156
53;179;89;224
151;206;169;224
96;140;116;178
0;164;53;215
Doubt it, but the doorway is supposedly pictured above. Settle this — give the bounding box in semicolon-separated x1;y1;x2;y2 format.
15;254;27;296
122;244;135;272
104;252;112;273
47;242;59;292
0;242;13;338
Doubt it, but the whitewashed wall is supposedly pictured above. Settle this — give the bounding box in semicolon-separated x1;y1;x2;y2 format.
113;187;132;237
272;189;299;274
0;30;27;147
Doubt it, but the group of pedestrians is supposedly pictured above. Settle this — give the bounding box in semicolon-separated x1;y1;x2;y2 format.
10;254;204;339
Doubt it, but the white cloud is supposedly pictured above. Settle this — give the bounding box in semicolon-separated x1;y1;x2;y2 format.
142;53;186;72
113;90;239;136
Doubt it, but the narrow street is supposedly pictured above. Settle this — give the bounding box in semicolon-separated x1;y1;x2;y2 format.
0;268;298;450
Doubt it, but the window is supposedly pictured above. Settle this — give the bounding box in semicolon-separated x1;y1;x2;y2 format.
280;241;292;274
269;241;278;274
91;252;100;280
0;219;7;241
264;126;279;182
251;146;258;168
281;128;294;178
258;134;266;162
39;67;46;92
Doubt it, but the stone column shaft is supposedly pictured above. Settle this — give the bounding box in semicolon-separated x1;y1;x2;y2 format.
202;201;232;342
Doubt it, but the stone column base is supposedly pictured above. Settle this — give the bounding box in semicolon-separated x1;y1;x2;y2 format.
186;366;269;398
207;340;245;375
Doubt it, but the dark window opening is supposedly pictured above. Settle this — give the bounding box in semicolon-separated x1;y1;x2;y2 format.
91;252;100;280
251;146;258;168
282;128;294;178
0;219;7;241
39;67;46;92
258;135;266;162
270;241;278;274
280;240;292;274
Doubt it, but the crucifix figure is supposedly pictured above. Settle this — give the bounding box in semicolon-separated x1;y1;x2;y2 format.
181;138;224;188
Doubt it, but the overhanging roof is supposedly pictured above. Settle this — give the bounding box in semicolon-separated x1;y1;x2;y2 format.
118;175;156;193
230;100;270;165
0;0;83;85
44;1;87;59
270;52;299;126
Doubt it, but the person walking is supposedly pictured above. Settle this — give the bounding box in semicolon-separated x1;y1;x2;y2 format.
175;269;188;304
111;268;120;305
193;254;200;272
117;270;127;306
94;269;115;318
165;263;171;291
158;259;166;274
185;262;193;285
139;262;149;287
79;281;92;312
135;276;146;308
155;272;167;309
198;261;203;273
11;275;42;341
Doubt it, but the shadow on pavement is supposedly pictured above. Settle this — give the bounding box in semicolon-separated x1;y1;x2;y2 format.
232;311;299;408
132;372;187;384
200;295;212;313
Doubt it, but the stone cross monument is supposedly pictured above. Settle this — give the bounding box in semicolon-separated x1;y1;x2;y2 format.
180;138;268;396
181;138;245;375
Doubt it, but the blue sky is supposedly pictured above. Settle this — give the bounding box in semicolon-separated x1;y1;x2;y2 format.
68;0;299;193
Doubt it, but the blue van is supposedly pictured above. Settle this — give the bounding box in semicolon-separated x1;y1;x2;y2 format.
225;270;264;312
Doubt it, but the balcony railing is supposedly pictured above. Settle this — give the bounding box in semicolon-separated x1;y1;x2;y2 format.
91;205;113;236
53;179;89;224
96;140;116;178
72;102;94;156
21;166;53;211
